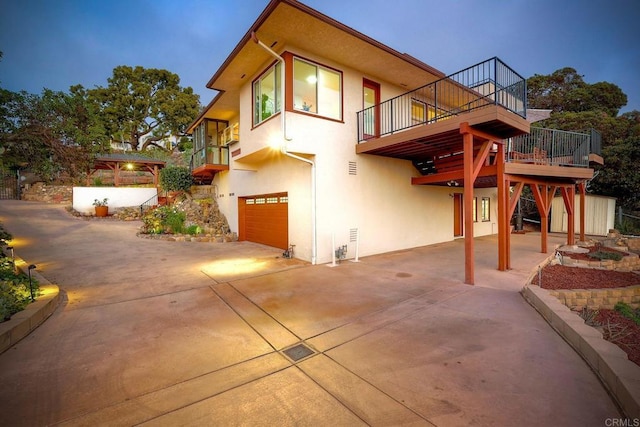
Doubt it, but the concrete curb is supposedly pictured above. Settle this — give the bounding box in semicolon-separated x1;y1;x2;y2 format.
0;256;61;355
522;253;640;419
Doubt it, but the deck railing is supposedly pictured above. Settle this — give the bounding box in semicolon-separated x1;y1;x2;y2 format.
356;57;526;142
507;127;601;167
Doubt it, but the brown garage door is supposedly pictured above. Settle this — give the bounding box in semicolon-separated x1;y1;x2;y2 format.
238;193;288;250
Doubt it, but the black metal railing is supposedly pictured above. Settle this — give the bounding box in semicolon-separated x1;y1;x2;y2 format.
190;145;230;171
139;192;163;215
356;57;526;142
507;128;602;167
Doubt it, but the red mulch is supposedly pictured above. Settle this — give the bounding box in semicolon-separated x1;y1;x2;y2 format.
533;264;640;290
595;309;640;366
535;261;640;366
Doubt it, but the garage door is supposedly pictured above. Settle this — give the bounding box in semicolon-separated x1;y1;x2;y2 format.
238;192;288;250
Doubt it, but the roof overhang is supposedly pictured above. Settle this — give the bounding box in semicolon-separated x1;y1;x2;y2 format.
188;0;446;133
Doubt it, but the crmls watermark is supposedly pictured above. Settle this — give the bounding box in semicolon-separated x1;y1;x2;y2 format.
605;418;640;427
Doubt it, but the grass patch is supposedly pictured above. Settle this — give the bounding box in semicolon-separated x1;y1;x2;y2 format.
614;302;640;326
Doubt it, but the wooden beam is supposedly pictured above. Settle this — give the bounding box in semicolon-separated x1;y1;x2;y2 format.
459;122;505;144
411;164;498;185
472;140;492;179
508;182;525;217
531;184;549;253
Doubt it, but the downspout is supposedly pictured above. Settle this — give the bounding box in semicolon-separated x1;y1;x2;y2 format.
251;32;317;265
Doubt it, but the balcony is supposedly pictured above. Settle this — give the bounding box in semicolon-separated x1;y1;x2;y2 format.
356;57;529;159
191;145;229;185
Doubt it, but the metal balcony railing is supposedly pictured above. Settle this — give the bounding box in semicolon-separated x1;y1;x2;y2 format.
507;127;601;167
356;57;526;142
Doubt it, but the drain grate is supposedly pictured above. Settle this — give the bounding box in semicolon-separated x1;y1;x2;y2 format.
283;343;315;362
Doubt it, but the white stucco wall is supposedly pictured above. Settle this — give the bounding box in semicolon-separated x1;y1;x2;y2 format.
208;45;501;264
72;187;158;214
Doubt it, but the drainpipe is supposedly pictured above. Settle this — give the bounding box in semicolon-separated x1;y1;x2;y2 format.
251;32;317;265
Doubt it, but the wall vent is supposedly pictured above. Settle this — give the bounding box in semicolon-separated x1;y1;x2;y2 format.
348;161;357;175
350;228;358;242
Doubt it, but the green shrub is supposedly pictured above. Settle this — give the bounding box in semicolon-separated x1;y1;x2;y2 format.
141;206;185;234
160;166;193;193
186;225;202;236
0;257;39;322
588;250;623;261
165;209;186;234
614;301;640;325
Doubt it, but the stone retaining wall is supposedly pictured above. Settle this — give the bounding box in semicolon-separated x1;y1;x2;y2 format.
549;287;640;311
21;183;72;203
561;253;640;272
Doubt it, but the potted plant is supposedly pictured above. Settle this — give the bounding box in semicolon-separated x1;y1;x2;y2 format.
93;198;109;217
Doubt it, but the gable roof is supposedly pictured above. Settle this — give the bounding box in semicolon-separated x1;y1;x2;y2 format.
189;0;446;131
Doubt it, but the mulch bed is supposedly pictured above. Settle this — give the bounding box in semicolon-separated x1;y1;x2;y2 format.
533;264;640;290
534;258;640;366
595;309;640;366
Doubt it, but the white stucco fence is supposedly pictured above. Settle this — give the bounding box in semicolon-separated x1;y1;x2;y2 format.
72;187;158;214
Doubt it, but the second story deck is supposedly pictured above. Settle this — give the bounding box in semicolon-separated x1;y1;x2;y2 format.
356;57;602;186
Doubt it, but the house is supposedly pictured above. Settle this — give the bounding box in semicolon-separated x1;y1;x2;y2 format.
186;0;602;284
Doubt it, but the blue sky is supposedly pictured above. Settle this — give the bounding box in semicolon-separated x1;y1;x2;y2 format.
1;0;638;114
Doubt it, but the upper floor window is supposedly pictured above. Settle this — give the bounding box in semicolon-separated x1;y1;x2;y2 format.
293;57;342;120
253;62;282;126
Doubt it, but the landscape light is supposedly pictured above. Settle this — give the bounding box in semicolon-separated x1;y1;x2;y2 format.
27;264;36;302
5;246;14;267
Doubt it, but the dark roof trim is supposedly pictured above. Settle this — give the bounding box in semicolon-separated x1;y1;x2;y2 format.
186;91;226;134
205;0;445;90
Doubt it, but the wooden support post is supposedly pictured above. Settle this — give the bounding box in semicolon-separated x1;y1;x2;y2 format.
561;186;575;245
505;178;512;269
114;162;121;187
578;182;586;242
463;131;475;285
531;184;550;253
497;142;507;271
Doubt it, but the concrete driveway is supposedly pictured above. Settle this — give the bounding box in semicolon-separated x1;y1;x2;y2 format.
0;200;620;426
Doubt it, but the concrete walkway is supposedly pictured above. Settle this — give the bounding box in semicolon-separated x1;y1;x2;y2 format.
0;200;621;426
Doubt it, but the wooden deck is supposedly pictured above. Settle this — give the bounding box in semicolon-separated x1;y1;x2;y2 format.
356;106;530;161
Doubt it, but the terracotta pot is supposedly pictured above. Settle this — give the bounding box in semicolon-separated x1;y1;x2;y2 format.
95;206;108;217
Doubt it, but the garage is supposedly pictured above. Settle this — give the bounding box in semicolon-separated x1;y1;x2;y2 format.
238;192;288;250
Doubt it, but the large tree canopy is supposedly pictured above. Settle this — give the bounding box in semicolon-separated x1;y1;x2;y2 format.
91;66;200;151
527;68;639;211
528;67;627;117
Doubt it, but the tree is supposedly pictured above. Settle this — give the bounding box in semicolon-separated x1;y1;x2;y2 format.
590;137;640;210
0;87;107;181
527;67;639;211
528;67;627;116
90;66;200;151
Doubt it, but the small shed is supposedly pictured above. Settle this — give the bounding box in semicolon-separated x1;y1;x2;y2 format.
87;153;166;187
550;194;616;236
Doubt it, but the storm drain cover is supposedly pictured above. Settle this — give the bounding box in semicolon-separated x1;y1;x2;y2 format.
283;343;315;362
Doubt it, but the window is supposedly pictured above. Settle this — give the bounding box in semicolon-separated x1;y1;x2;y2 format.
253;62;282;126
473;197;478;222
481;197;490;221
293;57;342;120
412;100;440;125
411;99;426;125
